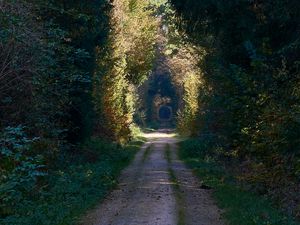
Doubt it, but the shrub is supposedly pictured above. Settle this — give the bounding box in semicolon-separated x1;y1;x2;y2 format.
0;126;46;217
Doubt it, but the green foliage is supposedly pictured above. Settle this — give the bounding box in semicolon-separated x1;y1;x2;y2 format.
179;139;300;225
144;1;203;134
0;0;111;144
0;0;124;222
93;0;157;142
171;0;300;216
35;0;111;143
0;126;46;217
0;138;141;225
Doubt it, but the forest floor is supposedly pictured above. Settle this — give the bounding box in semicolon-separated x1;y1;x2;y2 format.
81;130;224;225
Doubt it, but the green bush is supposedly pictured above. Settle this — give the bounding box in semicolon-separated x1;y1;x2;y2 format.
0;126;46;217
179;139;300;225
0;138;141;225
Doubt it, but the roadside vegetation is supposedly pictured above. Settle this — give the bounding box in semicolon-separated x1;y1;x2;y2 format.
0;137;143;225
179;139;300;225
171;0;300;220
1;0;154;223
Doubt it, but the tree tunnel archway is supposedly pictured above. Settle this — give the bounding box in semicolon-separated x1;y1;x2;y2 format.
158;105;172;121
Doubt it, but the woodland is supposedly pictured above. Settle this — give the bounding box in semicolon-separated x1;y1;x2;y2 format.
0;0;300;224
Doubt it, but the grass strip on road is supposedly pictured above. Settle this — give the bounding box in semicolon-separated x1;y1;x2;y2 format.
165;144;185;225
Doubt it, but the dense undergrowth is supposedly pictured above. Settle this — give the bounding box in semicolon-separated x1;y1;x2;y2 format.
170;0;300;218
179;139;300;225
1;0;155;222
0;136;143;225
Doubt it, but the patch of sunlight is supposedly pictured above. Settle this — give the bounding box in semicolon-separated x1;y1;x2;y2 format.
86;169;93;178
150;0;168;6
142;131;177;139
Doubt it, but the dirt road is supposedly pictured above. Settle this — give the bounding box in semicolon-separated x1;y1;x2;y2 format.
82;131;224;225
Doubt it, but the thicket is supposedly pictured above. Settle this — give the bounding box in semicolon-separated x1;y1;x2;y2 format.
171;0;300;218
0;0;156;221
0;136;140;225
143;1;203;133
0;0;111;220
93;0;157;143
162;8;204;135
179;139;300;225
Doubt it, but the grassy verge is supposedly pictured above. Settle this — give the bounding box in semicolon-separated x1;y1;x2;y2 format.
178;139;300;225
1;138;143;225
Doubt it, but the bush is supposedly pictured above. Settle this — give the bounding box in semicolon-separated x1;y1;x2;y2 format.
179;139;300;225
0;126;46;217
0;137;140;225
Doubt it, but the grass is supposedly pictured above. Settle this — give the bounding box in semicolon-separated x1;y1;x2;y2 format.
168;168;185;225
164;143;172;163
178;139;300;225
142;144;153;162
1;138;143;225
164;144;185;225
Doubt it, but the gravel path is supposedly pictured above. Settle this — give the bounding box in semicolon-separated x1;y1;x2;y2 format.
81;131;224;225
